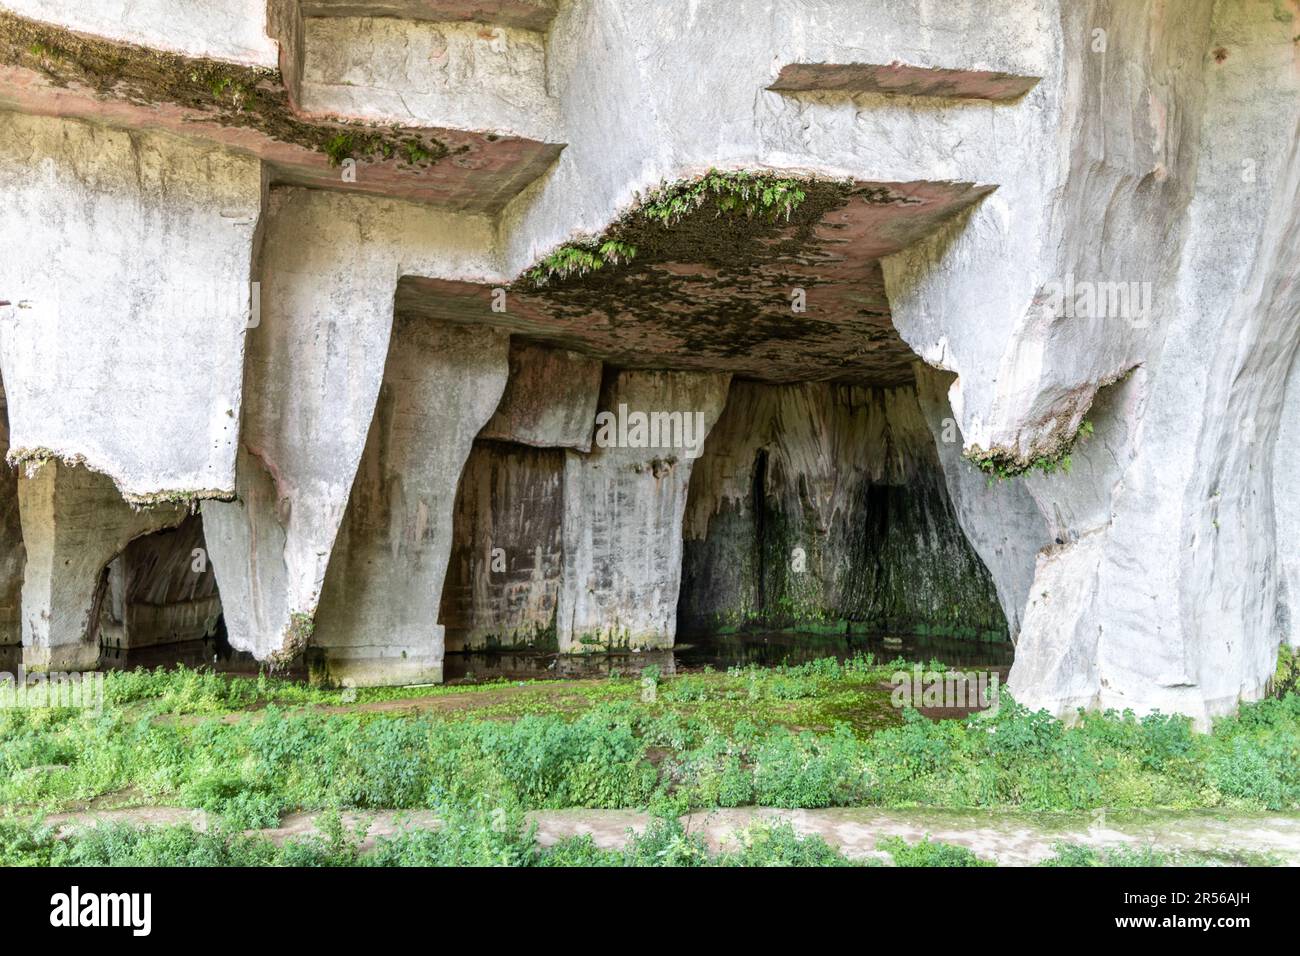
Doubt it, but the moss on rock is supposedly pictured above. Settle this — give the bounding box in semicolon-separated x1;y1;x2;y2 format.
0;11;449;168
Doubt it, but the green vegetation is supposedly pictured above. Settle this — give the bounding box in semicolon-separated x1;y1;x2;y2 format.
2;661;1300;820
1039;841;1282;867
4;815;1272;867
1274;644;1298;698
1;11;450;171
969;420;1095;482
1;659;1298;865
523;239;640;286
877;835;993;867
278;612;316;665
521;169;815;286
0;813;866;868
324;131;391;167
638;169;809;227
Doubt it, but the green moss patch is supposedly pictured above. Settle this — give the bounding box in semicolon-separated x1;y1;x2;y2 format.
521;169;832;288
967;419;1094;482
0;11;449;168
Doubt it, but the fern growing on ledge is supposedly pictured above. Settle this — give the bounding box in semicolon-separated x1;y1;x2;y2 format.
969;420;1095;482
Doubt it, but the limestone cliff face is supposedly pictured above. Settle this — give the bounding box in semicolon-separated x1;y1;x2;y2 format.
681;382;1004;639
0;111;261;502
0;0;1295;722
886;0;1300;725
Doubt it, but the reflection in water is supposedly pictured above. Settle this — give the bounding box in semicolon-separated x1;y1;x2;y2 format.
100;637;259;673
678;630;1013;669
445;649;678;683
8;629;1012;686
445;631;1013;684
98;620;308;681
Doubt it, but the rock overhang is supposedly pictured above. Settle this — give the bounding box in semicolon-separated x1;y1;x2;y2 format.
297;0;558;33
398;171;996;385
0;9;564;213
768;62;1042;101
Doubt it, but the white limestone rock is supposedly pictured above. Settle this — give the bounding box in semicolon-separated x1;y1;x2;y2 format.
18;462;184;671
202;186;499;660
312;318;509;685
557;370;730;652
0;113;262;503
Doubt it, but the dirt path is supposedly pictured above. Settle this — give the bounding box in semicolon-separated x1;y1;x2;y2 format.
41;806;1300;865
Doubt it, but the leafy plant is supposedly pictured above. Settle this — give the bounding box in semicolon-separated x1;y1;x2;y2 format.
878;835;993;867
640;169;809;226
970;420;1095;482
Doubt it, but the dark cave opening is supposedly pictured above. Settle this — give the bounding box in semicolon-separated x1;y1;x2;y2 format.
438;438;565;655
677;377;1009;647
94;513;251;672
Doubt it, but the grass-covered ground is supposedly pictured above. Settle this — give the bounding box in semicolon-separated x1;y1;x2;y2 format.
2;655;1299;866
8;812;1274;867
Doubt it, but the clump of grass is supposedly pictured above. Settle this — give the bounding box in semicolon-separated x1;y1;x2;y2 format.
878;835;994;867
1039;842;1282;867
523;239;639;286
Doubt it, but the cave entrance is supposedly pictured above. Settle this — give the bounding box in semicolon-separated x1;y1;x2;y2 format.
95;513;248;672
676;378;1013;667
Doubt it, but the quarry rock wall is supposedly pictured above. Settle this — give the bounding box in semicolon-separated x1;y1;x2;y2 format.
0;0;1295;725
681;381;1006;639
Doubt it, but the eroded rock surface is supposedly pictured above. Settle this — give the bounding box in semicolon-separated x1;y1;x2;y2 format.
18;462;184;671
0;111;260;502
557;370;730;652
479;343;601;451
202;185;498;661
681;381;1005;639
441;441;565;652
312;319;509;685
0;0;1296;723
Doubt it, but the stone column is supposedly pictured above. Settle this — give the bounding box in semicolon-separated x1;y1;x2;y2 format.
310;318;510;685
202;187;499;665
0;381;24;647
18;462;182;671
557;370;730;652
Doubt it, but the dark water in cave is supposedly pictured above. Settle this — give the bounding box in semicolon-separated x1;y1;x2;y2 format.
445;630;1013;683
96;635;308;680
2;628;1012;685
